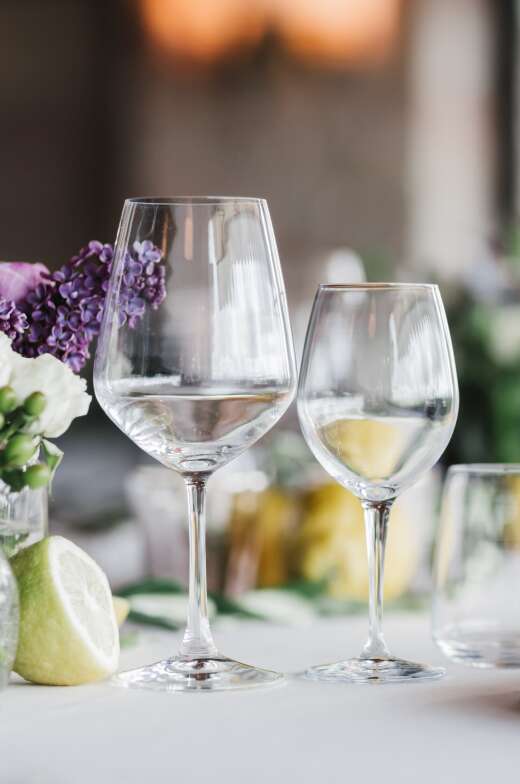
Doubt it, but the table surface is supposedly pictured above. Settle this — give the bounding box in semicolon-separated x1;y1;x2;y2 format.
2;613;519;783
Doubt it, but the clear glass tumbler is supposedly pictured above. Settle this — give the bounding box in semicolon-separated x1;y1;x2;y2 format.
0;482;48;559
0;548;19;690
433;464;520;667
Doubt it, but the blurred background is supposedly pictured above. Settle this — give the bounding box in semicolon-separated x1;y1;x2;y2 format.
2;0;520;619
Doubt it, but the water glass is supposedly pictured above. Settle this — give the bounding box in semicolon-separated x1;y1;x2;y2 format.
433;464;520;667
0;549;18;690
0;482;48;559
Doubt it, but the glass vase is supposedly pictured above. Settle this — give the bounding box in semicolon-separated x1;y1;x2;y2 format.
0;481;48;559
0;548;18;690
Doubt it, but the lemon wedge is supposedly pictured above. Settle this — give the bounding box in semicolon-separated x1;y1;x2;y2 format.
11;536;119;685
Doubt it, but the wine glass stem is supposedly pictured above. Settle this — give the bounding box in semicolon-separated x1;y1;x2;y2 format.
179;475;218;659
361;500;393;660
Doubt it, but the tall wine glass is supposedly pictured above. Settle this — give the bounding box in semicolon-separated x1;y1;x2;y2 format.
298;283;458;683
94;197;296;691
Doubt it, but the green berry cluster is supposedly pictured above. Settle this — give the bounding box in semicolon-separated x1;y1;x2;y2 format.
0;386;52;491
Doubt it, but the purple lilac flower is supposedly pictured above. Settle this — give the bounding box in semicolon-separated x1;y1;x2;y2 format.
0;262;49;303
119;241;166;328
13;240;166;372
0;297;28;341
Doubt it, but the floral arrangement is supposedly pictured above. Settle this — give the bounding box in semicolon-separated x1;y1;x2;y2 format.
0;334;90;491
0;240;166;373
0;240;166;491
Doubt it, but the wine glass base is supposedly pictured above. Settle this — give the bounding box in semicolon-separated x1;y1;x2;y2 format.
302;657;446;684
112;655;285;692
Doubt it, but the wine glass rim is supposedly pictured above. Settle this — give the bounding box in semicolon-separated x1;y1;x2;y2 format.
449;463;520;475
319;282;439;291
125;196;267;207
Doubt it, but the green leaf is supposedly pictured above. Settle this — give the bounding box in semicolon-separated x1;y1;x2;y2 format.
208;592;263;619
41;439;63;477
275;579;328;599
118;578;185;597
127;610;181;631
118;578;265;620
120;630;140;648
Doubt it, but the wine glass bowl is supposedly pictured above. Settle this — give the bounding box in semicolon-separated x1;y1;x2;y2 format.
104;379;291;476
298;283;458;683
95;197;296;691
299;284;457;502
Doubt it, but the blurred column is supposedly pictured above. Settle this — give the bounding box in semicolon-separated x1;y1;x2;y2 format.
0;1;122;262
407;0;498;279
515;1;520;215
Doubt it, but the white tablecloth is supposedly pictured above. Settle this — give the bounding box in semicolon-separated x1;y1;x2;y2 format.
3;613;519;783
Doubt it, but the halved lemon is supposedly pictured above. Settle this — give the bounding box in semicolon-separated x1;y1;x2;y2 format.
11;536;119;685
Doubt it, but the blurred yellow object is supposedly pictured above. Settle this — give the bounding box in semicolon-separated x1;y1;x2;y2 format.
226;488;298;592
255;489;297;587
503;475;520;549
320;418;410;480
112;596;130;627
298;483;417;600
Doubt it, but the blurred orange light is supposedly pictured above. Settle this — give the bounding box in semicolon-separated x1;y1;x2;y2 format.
140;0;266;65
273;0;401;68
140;0;400;68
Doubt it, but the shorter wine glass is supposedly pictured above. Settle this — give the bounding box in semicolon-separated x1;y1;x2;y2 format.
433;464;520;667
298;283;459;683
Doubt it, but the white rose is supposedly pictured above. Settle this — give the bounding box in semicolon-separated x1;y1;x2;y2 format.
0;333;15;386
9;352;91;437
